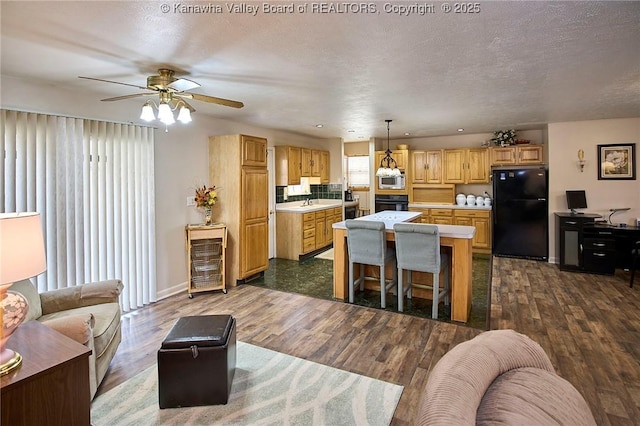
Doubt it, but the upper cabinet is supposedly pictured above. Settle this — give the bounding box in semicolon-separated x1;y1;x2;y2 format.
490;145;544;166
319;150;330;183
301;148;312;176
443;148;490;184
276;146;331;185
242;135;268;167
275;146;301;185
376;149;408;172
411;150;443;184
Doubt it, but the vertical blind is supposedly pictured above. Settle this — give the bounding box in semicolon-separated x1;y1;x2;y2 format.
1;109;156;312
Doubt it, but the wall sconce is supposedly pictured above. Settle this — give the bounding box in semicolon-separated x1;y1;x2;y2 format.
577;149;586;172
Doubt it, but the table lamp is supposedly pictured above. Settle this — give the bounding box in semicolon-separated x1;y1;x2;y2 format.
0;212;46;375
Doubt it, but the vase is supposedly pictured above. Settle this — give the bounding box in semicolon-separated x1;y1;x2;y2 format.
203;207;213;225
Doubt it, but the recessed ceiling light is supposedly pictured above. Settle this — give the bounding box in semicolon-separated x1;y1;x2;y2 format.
404;132;410;136
458;128;464;132
315;124;323;128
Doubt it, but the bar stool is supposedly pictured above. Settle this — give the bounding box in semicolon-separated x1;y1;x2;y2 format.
345;219;397;309
393;222;450;319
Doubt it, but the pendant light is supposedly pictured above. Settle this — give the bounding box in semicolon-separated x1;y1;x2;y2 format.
376;119;401;177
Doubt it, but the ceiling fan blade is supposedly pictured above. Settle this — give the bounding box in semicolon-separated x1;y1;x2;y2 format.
101;93;155;102
180;93;244;109
168;78;200;92
78;76;150;90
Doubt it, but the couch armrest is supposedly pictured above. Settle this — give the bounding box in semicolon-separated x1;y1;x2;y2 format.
40;313;95;346
40;279;123;315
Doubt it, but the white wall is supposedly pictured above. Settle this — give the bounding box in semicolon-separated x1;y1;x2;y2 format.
547;118;640;262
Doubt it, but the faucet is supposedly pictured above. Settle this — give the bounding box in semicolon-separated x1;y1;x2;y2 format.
301;197;313;207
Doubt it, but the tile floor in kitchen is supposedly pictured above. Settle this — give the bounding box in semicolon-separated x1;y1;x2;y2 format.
249;250;491;330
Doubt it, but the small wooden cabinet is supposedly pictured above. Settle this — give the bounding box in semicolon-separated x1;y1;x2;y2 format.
411;150;443;184
443;148;490;184
491;145;544;166
185;224;227;297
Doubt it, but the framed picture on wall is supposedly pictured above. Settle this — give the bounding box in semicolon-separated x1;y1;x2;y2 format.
597;143;636;180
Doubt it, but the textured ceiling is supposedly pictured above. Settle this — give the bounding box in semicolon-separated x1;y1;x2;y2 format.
1;1;639;140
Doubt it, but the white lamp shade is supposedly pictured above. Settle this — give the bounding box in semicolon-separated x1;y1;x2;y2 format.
157;103;175;124
0;213;46;285
177;106;192;123
140;103;155;121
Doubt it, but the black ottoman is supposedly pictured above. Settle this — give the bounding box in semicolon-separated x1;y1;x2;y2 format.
158;315;236;408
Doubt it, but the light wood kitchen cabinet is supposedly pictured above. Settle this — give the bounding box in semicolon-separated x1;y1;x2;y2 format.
376;149;408;171
411;150;443;184
408;206;491;252
301;148;312;176
454;209;491;253
275;146;302;185
276;206;339;260
315;209;326;248
491;145;544;166
242;135;268;167
210;134;269;286
443;148;490;184
320;150;330;183
310;150;330;183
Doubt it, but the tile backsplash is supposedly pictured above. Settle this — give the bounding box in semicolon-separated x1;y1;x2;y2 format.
276;184;342;203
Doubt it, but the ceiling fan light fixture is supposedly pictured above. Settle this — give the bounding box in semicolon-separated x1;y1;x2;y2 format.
177;105;192;123
157;102;175;125
140;101;156;121
375;119;399;177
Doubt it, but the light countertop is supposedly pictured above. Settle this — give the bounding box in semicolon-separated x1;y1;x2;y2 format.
408;203;492;210
276;199;357;213
333;210;476;239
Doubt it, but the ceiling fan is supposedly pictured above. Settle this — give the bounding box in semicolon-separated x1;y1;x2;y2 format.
79;68;244;124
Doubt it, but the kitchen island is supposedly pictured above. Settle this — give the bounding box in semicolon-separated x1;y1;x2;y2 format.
332;211;476;323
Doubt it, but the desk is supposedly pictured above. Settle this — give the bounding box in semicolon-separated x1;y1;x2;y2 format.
1;321;91;426
555;212;640;275
332;211;476;323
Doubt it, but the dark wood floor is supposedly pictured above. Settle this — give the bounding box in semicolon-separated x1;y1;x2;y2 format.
97;258;640;425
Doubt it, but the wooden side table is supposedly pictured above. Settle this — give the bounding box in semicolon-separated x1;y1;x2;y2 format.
1;321;91;426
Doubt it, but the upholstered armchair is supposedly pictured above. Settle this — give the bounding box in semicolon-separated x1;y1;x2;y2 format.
9;279;123;399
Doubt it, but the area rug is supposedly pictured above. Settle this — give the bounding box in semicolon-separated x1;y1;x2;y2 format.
92;341;403;426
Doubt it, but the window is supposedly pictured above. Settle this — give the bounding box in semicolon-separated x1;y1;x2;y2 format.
346;156;370;187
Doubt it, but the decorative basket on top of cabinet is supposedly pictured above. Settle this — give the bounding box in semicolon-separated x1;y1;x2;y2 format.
185;224;227;298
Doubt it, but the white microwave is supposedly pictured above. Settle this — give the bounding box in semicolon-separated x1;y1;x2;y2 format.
378;174;405;190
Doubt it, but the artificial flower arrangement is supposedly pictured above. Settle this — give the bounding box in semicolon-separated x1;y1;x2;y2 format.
195;185;218;207
491;129;516;146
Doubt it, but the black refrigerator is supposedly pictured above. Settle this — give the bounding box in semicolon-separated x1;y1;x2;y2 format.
492;168;548;260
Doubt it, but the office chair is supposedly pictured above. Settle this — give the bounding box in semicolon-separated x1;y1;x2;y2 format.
345;219;397;309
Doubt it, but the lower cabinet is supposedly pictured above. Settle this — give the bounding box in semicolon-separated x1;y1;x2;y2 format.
276;207;341;260
409;207;491;253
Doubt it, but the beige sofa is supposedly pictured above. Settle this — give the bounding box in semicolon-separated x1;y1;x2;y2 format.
417;329;596;425
9;279;123;399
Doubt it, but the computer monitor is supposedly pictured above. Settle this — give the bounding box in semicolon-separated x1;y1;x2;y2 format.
566;190;587;214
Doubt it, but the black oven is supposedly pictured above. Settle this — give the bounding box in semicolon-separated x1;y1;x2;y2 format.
375;194;409;213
